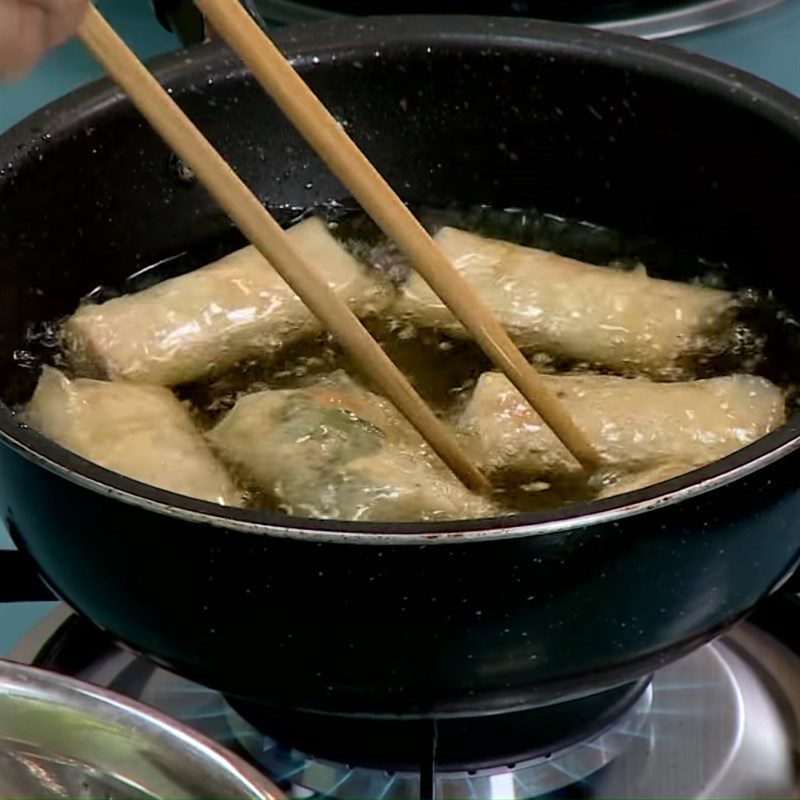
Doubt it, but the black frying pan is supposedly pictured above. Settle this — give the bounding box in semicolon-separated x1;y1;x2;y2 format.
0;17;798;720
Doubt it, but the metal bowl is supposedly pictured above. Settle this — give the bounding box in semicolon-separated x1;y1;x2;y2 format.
0;660;283;800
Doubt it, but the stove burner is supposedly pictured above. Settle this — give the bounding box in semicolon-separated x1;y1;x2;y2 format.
13;607;800;799
224;680;649;772
226;687;653;798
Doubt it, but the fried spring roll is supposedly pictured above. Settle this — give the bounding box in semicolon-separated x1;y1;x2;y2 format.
64;217;393;386
393;227;733;378
24;367;242;506
208;373;497;522
458;372;785;485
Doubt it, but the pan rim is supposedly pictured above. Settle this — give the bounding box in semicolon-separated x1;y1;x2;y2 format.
1;420;798;544
1;15;799;545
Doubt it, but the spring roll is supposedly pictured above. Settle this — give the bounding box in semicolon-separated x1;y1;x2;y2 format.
64;217;393;386
24;367;242;506
208;373;497;522
458;371;785;485
393;227;732;378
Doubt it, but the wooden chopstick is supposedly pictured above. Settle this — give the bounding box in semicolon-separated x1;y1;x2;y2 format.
78;4;489;493
193;0;600;473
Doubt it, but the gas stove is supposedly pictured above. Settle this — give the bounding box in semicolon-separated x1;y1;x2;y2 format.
8;598;799;799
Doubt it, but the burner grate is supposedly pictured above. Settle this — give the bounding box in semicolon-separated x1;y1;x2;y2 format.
223;678;650;772
226;686;652;798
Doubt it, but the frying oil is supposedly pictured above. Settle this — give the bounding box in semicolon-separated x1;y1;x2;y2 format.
10;204;800;517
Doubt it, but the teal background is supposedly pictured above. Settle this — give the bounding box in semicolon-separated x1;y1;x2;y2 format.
0;0;798;656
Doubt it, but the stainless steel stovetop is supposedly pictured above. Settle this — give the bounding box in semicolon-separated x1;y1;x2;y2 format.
9;603;800;800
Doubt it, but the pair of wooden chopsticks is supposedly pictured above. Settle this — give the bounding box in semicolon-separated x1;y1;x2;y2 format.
78;2;599;492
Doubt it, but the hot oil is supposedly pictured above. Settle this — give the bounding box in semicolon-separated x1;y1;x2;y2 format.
11;204;800;519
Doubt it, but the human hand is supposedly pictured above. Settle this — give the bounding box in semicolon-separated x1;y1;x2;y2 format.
0;0;88;79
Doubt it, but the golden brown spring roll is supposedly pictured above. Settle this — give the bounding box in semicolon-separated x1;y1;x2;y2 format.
64;217;393;386
393;227;732;378
208;373;498;522
458;372;785;485
24;367;242;506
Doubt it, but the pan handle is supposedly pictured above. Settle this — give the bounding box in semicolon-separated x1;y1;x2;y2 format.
0;549;57;602
152;0;269;46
